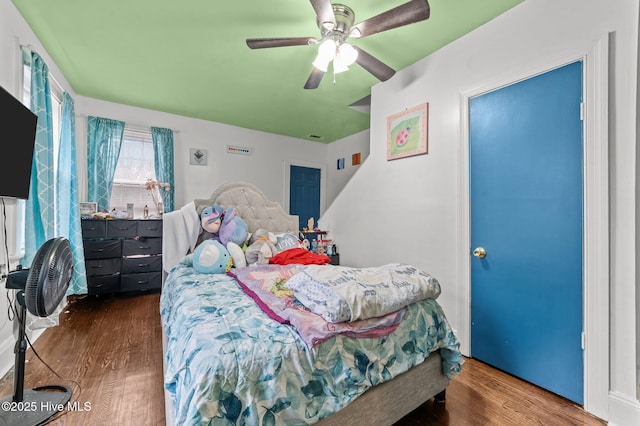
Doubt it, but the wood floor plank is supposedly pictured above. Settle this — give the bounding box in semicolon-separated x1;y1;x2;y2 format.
0;292;605;425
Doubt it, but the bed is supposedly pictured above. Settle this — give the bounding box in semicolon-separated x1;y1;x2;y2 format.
161;181;462;425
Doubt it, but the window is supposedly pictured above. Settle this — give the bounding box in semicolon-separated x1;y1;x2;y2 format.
109;128;158;218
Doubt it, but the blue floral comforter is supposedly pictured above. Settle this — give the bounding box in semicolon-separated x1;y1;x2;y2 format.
161;263;463;425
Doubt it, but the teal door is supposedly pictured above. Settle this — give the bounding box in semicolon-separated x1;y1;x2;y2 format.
290;165;320;231
469;61;584;404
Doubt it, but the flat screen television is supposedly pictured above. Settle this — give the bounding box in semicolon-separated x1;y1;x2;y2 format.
0;84;36;200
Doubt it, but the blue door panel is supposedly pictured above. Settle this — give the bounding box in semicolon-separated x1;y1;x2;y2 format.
470;61;583;403
290;166;320;231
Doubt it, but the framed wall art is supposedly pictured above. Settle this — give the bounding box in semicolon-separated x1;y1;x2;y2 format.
190;148;208;166
79;202;97;216
386;103;428;161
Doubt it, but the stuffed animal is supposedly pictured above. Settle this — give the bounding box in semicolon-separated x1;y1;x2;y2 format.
185;240;232;274
245;229;278;265
200;205;224;237
200;205;249;247
218;207;249;247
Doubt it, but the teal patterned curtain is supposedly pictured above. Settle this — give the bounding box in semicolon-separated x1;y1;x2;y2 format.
87;116;125;212
22;51;54;267
151;126;175;212
57;93;87;295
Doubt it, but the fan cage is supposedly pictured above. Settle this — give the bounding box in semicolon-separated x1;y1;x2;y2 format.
25;237;74;317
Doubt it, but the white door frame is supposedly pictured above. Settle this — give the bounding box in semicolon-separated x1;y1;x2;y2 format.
456;37;609;419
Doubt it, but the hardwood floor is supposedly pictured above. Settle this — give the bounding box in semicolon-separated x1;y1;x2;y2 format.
0;292;605;426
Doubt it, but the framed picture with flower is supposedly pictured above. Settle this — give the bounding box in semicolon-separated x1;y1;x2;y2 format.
386;103;428;161
79;202;97;216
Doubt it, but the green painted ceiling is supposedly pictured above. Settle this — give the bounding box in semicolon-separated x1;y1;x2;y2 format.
12;0;523;143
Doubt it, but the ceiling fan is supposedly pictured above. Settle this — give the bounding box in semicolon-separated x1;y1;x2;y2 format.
246;0;431;89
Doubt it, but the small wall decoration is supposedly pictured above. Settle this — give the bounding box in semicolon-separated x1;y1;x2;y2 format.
190;148;208;166
387;103;428;161
352;152;361;166
226;145;253;155
337;158;345;170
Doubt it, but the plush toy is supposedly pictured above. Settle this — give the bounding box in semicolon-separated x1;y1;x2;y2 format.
200;205;225;237
199;205;249;268
200;205;249;247
218;207;249;247
245;229;278;265
185;240;232;274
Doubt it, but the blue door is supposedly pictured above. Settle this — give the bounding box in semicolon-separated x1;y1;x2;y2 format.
290;165;320;231
469;61;584;404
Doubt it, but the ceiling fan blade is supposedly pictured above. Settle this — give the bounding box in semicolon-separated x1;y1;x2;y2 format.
304;67;325;89
350;0;430;39
246;37;317;49
310;0;337;30
353;46;396;82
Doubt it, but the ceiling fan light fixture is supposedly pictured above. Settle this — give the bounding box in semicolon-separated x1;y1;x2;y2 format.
312;57;331;72
317;39;337;61
313;39;337;72
333;42;358;74
332;60;349;74
339;43;358;65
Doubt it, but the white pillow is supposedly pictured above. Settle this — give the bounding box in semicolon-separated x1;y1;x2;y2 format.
227;241;246;268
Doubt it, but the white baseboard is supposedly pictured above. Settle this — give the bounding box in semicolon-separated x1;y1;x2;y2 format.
0;335;14;379
609;391;640;426
0;328;45;380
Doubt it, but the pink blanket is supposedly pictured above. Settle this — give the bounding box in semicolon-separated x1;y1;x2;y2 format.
228;264;406;347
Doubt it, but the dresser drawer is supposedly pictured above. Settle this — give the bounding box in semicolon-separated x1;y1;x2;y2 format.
83;239;121;260
121;255;162;274
87;274;120;295
106;220;138;238
137;220;162;237
86;258;121;277
120;272;162;292
81;220;106;238
122;238;162;256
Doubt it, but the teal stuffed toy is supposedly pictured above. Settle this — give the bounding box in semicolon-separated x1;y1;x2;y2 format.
187;240;232;274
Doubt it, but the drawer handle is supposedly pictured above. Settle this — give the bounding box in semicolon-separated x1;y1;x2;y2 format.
136;280;150;284
145;227;159;231
140;246;152;250
91;265;104;269
116;227;129;231
91;248;104;252
138;263;151;268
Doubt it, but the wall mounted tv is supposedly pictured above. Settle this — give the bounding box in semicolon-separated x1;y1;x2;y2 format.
0;84;36;200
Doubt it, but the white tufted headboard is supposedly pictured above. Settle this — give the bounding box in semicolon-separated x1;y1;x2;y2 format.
163;181;299;275
194;181;299;235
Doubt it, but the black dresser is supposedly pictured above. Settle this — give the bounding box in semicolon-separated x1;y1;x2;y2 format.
81;219;163;295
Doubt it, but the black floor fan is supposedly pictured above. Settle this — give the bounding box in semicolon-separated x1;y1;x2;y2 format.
0;237;74;426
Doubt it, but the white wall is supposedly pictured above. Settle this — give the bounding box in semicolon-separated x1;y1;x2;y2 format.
319;0;639;424
325;129;370;208
74;96;329;210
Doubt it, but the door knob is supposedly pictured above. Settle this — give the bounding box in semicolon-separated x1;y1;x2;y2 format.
472;247;487;259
